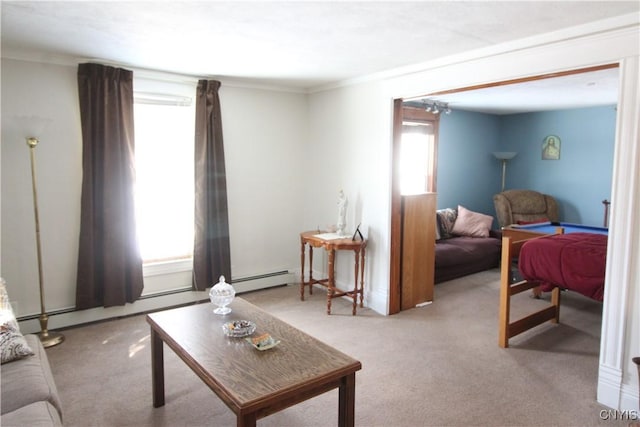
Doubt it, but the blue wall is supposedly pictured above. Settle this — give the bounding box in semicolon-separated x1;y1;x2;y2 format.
437;110;501;216
437;105;616;227
500;105;616;226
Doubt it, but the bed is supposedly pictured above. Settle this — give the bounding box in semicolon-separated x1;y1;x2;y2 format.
498;231;608;348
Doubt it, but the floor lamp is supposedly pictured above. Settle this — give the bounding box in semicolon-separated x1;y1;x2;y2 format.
492;152;517;192
27;136;64;348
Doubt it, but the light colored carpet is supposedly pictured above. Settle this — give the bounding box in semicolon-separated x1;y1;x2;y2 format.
46;269;626;426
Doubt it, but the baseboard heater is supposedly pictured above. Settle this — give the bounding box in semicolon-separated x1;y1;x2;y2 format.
16;270;294;334
229;270;293;294
140;270;293;296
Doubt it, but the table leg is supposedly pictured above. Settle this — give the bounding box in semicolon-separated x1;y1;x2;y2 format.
308;246;313;295
338;372;356;427
327;249;335;315
300;240;306;301
359;247;365;308
150;328;165;408
352;249;359;315
237;413;257;427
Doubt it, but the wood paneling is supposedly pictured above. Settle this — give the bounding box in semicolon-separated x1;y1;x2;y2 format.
400;193;436;310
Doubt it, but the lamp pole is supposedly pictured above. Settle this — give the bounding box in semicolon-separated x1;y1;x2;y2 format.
500;159;508;192
492;152;517;192
27;137;64;348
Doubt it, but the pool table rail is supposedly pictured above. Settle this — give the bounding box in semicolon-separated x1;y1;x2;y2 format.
502;221;608;241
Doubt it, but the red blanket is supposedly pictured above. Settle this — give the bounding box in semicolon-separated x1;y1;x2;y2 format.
518;232;607;302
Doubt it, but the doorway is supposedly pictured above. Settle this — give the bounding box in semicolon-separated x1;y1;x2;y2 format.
389;102;440;313
388;63;619;315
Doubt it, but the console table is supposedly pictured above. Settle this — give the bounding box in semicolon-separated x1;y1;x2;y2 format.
299;231;366;315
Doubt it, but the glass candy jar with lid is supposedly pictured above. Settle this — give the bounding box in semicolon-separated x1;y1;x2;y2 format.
209;275;235;315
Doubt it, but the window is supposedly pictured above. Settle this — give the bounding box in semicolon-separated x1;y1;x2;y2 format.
399;121;435;195
133;88;196;264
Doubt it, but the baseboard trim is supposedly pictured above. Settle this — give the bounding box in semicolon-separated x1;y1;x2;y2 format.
598;363;623;409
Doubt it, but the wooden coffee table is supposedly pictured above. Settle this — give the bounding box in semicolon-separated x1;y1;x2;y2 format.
146;298;362;427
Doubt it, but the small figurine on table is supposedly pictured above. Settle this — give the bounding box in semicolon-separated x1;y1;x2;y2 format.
337;189;348;236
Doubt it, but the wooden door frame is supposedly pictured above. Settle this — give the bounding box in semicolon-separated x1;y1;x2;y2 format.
389;99;403;314
389;101;440;314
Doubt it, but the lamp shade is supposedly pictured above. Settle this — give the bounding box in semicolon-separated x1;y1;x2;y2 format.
493;151;517;160
13;115;51;138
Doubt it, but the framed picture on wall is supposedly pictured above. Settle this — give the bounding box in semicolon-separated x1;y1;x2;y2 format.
542;135;561;160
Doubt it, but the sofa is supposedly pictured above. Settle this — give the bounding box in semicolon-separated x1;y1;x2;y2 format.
434;206;502;284
1;279;63;426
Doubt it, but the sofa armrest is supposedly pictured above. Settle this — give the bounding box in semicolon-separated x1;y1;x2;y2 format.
1;335;63;419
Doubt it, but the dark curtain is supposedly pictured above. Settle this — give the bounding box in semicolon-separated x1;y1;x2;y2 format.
75;63;144;309
192;80;232;290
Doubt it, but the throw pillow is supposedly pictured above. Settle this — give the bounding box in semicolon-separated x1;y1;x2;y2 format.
0;324;34;364
0;277;16;328
436;208;458;240
0;277;9;310
451;205;494;238
0;278;34;364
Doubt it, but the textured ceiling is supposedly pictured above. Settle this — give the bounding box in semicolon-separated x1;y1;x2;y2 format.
1;1;638;112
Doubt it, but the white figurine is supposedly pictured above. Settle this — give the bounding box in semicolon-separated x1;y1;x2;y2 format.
337;189;348;236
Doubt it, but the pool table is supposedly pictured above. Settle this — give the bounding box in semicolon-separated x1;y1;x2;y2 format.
502;221;608;241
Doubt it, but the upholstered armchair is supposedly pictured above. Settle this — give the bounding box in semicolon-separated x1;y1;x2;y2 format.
493;189;559;227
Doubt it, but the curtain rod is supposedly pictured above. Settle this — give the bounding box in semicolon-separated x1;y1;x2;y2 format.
80;58;305;93
82;58;204;84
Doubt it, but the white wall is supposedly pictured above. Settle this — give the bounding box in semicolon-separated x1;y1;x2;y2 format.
305;15;639;411
305;83;392;313
0;59;307;327
221;84;307;279
1;60;83;315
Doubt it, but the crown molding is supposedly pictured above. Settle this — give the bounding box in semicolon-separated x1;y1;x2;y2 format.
1;49;308;95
